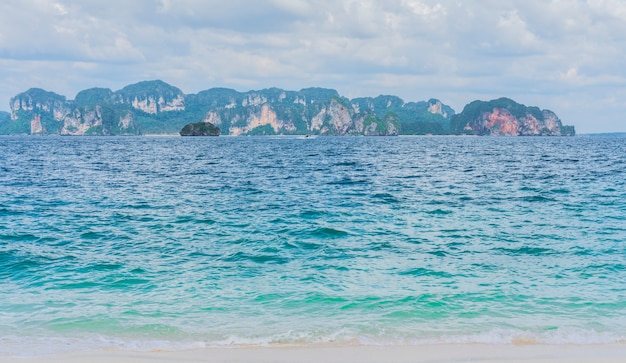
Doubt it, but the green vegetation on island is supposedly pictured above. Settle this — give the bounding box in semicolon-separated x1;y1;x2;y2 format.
451;98;575;136
2;80;575;136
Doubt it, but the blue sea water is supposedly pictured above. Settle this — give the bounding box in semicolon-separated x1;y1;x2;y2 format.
0;135;625;356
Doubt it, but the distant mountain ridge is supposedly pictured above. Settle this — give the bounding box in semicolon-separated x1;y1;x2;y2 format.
0;80;575;136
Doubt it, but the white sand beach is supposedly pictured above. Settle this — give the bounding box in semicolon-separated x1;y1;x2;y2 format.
2;344;626;363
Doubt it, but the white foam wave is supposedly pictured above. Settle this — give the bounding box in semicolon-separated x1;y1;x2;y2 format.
404;328;626;346
2;328;625;357
0;335;207;358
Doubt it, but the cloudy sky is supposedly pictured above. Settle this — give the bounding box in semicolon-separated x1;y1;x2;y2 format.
0;0;625;133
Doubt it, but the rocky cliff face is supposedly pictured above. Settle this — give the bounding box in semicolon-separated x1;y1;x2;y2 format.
452;98;575;136
60;106;103;135
6;85;144;135
9;88;70;135
229;104;296;136
10;88;71;122
312;98;353;135
30;114;46;135
3;83;445;136
3;82;574;136
428;99;449;118
116;80;185;114
191;89;401;136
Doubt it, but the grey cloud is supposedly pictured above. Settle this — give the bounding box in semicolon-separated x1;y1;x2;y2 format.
151;0;317;32
0;1;145;63
0;0;625;132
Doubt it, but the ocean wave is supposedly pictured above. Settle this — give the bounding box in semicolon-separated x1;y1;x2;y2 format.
2;135;626;358
2;328;625;357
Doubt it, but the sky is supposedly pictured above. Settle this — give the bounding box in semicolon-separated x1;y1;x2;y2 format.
0;0;625;133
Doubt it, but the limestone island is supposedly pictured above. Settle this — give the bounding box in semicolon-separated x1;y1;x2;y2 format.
1;80;575;136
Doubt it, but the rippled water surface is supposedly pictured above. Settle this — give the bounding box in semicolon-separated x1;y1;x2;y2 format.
1;135;625;354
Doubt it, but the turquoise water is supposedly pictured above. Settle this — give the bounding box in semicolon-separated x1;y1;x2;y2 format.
1;135;625;355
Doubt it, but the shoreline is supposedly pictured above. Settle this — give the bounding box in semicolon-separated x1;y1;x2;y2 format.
2;344;626;363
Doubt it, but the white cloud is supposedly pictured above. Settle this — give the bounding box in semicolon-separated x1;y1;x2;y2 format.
402;0;446;16
0;0;625;132
270;0;313;16
588;0;626;20
562;67;581;83
53;2;68;15
497;10;537;47
157;0;171;13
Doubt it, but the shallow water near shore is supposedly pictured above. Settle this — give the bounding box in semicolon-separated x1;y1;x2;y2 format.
1;135;625;356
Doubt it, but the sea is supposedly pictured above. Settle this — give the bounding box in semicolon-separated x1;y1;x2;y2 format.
1;135;625;356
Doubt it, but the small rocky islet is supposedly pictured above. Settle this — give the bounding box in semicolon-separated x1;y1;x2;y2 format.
1;80;575;136
179;121;220;136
